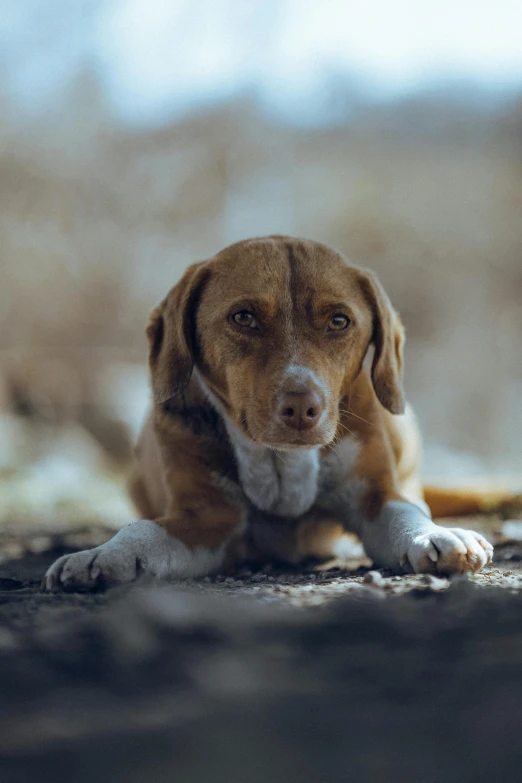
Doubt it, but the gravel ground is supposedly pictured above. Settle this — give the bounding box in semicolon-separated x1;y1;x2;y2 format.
1;517;522;783
2;514;522;606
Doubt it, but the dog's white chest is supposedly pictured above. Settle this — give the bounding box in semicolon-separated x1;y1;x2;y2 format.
229;433;320;517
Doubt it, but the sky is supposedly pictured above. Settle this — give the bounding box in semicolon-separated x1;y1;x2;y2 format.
1;0;522;125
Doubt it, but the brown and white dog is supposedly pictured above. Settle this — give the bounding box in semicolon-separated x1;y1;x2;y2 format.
45;236;493;590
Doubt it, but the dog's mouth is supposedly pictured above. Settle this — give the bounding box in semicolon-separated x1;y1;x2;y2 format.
237;411;337;451
261;438;330;451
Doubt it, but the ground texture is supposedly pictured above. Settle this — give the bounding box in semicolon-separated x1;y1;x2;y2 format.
1;519;522;783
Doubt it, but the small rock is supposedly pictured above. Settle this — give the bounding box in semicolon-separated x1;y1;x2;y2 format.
418;574;449;591
363;570;385;586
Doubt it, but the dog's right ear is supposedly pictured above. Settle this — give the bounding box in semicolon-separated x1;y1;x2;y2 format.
147;262;210;404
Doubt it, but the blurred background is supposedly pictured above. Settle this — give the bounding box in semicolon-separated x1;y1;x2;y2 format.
1;0;521;533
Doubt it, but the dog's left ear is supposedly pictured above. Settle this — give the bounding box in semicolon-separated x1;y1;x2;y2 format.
359;270;405;415
147;261;210;404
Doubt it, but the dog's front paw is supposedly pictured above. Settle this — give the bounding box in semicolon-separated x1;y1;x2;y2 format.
404;526;493;575
43;518;224;590
44;546;140;591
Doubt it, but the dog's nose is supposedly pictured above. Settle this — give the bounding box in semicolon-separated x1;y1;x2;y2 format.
278;390;324;431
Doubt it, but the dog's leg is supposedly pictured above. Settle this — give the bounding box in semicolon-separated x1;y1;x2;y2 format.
331;407;494;575
44;497;244;591
357;499;493;575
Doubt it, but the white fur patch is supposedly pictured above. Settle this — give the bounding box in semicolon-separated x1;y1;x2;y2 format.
357;500;493;574
44;519;226;590
227;424;320;517
331;533;366;560
195;368;321;517
281;364;328;400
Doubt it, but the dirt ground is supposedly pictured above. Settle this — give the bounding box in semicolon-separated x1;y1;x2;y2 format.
1;517;522;783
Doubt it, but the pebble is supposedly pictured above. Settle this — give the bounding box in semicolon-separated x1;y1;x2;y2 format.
363;570;385;586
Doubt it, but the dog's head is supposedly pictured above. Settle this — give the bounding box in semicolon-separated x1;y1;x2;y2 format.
147;236;404;449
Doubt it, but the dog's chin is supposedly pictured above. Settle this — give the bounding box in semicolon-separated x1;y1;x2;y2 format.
265;440;326;452
245;426;337;452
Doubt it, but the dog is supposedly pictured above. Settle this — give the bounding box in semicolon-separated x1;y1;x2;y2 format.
44;236;493;590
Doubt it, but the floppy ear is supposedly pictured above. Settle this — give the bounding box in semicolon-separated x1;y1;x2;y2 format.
147;262;210;404
359;270;405;415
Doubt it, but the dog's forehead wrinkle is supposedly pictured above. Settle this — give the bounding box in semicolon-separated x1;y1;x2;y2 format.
284;239;301;311
215;236;352;276
211;238;355;326
213;263;292;315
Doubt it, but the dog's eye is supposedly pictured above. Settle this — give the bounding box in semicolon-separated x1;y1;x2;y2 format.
328;314;350;331
233;310;257;329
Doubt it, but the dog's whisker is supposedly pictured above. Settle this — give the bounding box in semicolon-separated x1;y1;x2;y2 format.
338;405;373;428
335;420;354;437
346;409;373;426
324;437;343;464
261;430;291;465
